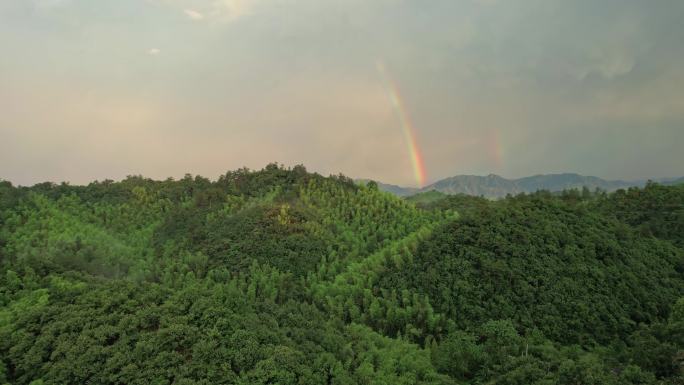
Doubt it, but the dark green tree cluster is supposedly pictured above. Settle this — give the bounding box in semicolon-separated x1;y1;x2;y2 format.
599;182;684;247
0;165;682;384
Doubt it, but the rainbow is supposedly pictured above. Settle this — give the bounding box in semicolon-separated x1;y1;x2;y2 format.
487;130;504;171
376;61;427;187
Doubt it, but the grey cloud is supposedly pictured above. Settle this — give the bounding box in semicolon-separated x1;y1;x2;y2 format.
0;0;682;186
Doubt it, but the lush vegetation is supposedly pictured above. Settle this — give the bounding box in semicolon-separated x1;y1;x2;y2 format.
1;165;683;384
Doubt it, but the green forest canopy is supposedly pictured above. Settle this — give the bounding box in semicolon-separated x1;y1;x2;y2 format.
1;164;683;384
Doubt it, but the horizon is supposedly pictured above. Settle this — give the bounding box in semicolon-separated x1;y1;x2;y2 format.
3;162;681;189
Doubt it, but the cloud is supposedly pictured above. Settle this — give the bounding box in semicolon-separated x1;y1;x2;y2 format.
153;0;258;23
3;0;684;185
210;0;258;22
473;0;497;6
574;51;635;80
32;0;71;9
184;8;204;20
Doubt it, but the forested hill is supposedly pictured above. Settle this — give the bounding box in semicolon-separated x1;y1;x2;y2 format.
365;173;684;198
1;164;683;385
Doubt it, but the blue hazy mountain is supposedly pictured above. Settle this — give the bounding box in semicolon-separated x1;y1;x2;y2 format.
362;173;683;198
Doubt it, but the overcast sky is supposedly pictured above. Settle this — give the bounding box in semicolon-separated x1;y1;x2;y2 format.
1;0;683;187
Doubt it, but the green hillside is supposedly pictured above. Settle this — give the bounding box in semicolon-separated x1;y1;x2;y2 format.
404;190;449;207
1;165;683;385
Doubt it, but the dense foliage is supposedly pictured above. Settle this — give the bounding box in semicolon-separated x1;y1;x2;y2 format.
1;166;682;384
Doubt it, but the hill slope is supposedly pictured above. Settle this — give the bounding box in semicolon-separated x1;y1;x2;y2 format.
1;166;683;385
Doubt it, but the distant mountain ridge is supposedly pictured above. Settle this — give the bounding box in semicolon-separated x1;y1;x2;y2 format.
359;173;684;198
354;179;420;196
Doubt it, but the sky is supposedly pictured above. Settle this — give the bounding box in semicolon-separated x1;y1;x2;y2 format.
1;0;683;187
